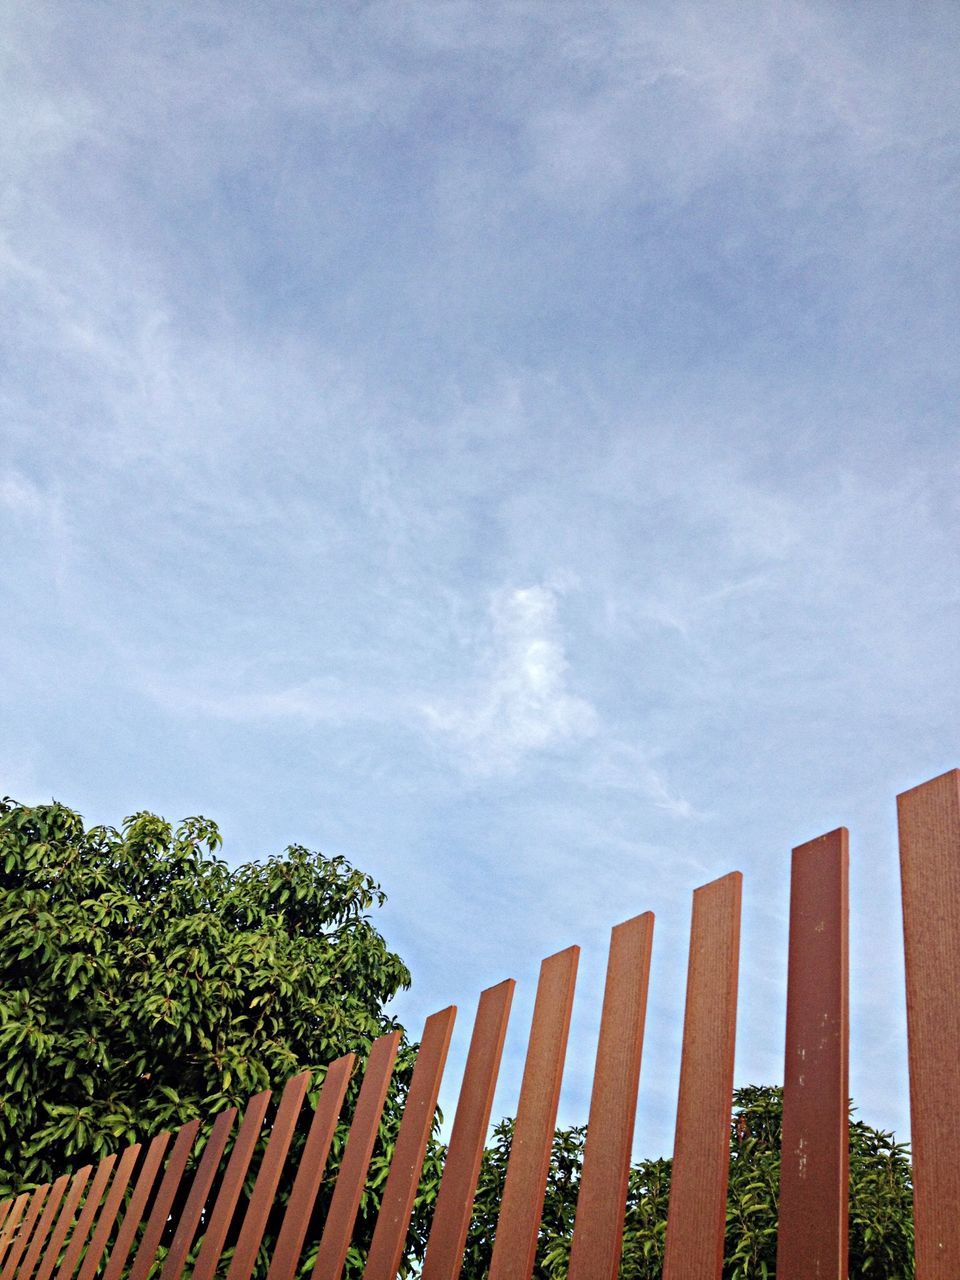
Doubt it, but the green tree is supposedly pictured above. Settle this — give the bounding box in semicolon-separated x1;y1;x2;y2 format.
0;797;411;1199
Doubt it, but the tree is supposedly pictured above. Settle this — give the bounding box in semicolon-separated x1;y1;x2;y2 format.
0;797;412;1198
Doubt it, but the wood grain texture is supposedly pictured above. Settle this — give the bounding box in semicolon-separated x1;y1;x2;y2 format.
265;1056;354;1280
0;1196;29;1270
898;769;960;1279
34;1169;92;1280
127;1118;201;1280
54;1157;116;1280
567;913;655;1280
75;1144;142;1280
662;872;742;1280
364;1009;457;1280
420;980;515;1280
158;1108;236;1280
16;1175;69;1280
191;1091;273;1280
226;1073;311;1280
101;1131;171;1280
0;1185;49;1280
309;1031;401;1280
488;949;579;1280
777;829;849;1280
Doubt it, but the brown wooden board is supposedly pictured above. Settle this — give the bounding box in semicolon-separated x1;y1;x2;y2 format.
101;1131;172;1280
16;1175;70;1280
662;871;742;1280
264;1056;355;1280
898;768;960;1279
190;1092;273;1280
226;1074;311;1280
420;980;515;1280
54;1157;116;1280
777;829;849;1280
488;949;579;1280
0;1196;30;1270
128;1118;201;1280
34;1169;92;1280
158;1109;236;1280
364;1009;457;1280
75;1144;142;1280
1;1186;50;1280
309;1032;401;1280
567;912;655;1280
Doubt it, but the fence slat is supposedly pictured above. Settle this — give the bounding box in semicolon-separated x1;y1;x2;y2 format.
310;1031;401;1280
662;871;742;1280
191;1092;273;1280
128;1118;201;1280
898;768;960;1279
54;1157;116;1280
1;1187;50;1280
488;948;579;1280
421;980;515;1280
17;1175;70;1280
265;1055;355;1280
568;912;655;1280
75;1144;142;1280
777;829;849;1280
158;1109;236;1280
364;1008;457;1280
226;1074;311;1280
0;1196;30;1271
34;1169;92;1280
0;1204;14;1249
101;1131;172;1280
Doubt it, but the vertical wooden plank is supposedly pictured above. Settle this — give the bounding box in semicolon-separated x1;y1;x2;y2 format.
226;1073;311;1280
0;1195;30;1270
310;1031;401;1280
420;980;515;1280
54;1156;116;1280
128;1118;202;1280
0;1204;13;1246
190;1092;273;1280
157;1110;236;1280
777;830;849;1280
898;768;960;1279
488;949;579;1280
75;1143;142;1280
662;871;742;1280
34;1169;92;1280
265;1056;355;1280
567;912;655;1280
101;1131;172;1280
364;1008;457;1280
1;1185;50;1280
16;1175;70;1280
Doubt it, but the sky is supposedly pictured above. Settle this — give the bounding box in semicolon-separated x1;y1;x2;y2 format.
2;1;959;1157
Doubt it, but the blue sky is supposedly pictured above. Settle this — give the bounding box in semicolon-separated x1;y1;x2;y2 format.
3;2;959;1155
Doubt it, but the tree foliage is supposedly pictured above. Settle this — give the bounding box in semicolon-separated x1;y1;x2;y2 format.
0;797;411;1198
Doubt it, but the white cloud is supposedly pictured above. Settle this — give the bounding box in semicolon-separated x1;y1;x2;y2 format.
423;584;598;773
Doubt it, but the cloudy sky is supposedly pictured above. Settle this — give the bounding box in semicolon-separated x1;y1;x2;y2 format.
3;2;959;1155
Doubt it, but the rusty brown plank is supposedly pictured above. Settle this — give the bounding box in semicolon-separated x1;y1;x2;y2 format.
364;1008;457;1280
157;1109;236;1280
567;912;655;1280
898;768;960;1279
488;949;579;1280
34;1168;92;1280
0;1195;30;1270
75;1143;142;1280
1;1185;51;1280
0;1204;13;1248
310;1031;401;1280
16;1175;70;1280
777;830;849;1280
190;1092;273;1280
662;871;742;1280
128;1117;202;1280
101;1130;172;1280
420;980;515;1280
226;1073;311;1280
265;1056;355;1280
54;1155;117;1280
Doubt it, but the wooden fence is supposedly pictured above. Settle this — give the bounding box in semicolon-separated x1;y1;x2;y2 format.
1;768;958;1280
